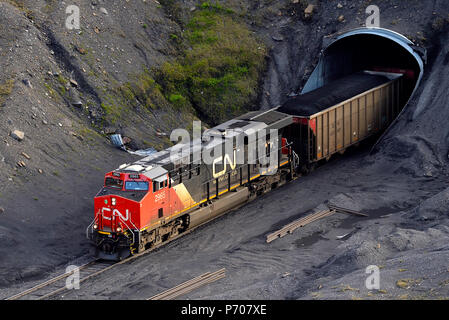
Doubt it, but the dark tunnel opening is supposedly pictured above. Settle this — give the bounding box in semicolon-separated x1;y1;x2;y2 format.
290;28;427;160
301;29;425;137
322;34;422;101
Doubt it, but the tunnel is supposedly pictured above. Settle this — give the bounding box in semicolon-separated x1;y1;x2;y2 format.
302;28;426;112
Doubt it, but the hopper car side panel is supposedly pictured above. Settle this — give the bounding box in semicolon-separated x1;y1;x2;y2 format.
286;74;404;164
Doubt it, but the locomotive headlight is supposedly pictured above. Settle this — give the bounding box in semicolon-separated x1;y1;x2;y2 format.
93;224;98;229
116;227;122;232
111;198;117;206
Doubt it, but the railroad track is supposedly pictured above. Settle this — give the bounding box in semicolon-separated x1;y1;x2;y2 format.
6;201;367;300
5;216;224;300
5;260;114;300
148;268;226;300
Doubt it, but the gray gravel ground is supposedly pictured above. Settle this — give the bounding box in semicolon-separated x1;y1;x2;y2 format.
36;27;449;301
0;0;448;300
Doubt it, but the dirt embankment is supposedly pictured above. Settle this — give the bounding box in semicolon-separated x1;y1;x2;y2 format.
0;0;271;286
0;0;186;285
0;0;448;299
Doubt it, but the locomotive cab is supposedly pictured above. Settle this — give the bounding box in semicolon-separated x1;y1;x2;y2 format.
88;164;176;261
90;171;152;260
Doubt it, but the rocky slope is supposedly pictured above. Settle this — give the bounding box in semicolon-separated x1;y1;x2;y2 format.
0;0;448;299
0;0;268;285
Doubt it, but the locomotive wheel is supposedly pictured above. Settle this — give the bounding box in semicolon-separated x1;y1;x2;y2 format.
300;163;315;175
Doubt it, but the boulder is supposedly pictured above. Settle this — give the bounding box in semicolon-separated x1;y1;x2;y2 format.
10;130;24;141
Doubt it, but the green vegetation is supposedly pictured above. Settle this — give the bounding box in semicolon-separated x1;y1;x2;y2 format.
77;124;103;143
43;83;61;101
0;79;14;106
199;1;234;14
93;1;267;129
57;74;68;86
156;1;267;124
98;70;169;125
119;70;168;111
100;100;123;125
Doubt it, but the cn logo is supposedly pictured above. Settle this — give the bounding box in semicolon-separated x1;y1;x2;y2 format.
212;150;236;179
101;207;130;221
365;5;380;28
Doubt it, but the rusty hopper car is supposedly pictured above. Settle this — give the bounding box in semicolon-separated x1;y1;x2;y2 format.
279;71;404;171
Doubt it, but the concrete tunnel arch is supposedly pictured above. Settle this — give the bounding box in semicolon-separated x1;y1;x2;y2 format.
302;27;425;99
301;28;426;146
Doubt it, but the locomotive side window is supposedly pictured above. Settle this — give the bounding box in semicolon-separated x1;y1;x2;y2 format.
153;178;167;192
105;177;123;189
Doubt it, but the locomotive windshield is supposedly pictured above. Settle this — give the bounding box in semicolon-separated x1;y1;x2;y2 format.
105;177;123;189
125;181;149;191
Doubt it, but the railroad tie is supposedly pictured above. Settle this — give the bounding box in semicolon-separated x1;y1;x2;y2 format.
266;209;336;243
148;268;226;300
327;205;369;217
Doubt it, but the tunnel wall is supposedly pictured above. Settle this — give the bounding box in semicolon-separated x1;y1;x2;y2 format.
302;28;425;96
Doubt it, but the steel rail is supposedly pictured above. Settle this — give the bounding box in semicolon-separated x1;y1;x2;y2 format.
327;205;369;217
266;209;336;243
4;260;96;300
36;260;118;300
148;268;226;300
6;209;232;300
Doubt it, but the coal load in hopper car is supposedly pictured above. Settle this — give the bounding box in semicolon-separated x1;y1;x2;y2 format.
279;71;405;172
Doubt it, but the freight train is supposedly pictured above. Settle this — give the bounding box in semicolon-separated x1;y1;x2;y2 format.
87;70;410;260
